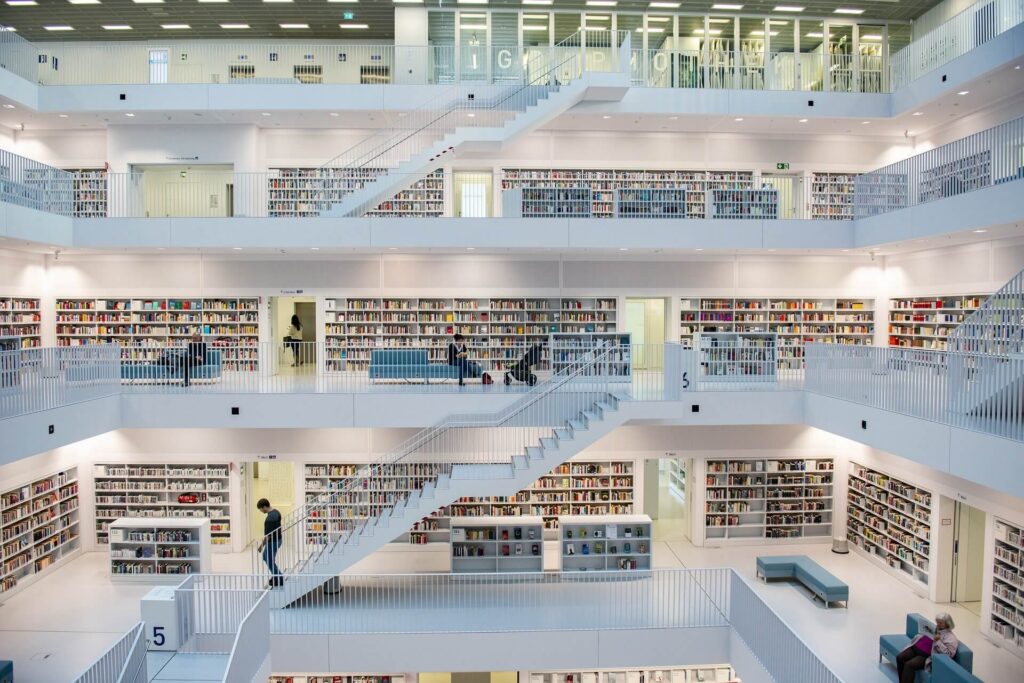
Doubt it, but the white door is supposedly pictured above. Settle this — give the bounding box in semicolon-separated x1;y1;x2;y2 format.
149;49;169;84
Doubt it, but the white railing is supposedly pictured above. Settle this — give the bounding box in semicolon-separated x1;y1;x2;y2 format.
728;571;843;683
0;24;36;82
174;578;268;655
0;147;75;216
891;0;1024;89
71;622;147;683
854;114;1024;218
222;590;271;683
0;345;121;419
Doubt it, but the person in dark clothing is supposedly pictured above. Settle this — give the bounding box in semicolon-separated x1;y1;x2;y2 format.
183;334;207;387
447;333;483;386
257;498;283;587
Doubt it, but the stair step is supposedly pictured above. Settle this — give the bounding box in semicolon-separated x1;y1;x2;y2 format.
583;410;601;423
526;446;544;460
554;427;573;441
568;418;588;432
512;454;529;470
540;437;560;451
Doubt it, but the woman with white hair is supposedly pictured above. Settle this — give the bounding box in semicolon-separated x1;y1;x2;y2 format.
896;612;959;683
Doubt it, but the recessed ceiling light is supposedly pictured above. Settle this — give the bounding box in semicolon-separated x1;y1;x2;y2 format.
466;247;476;251
841;249;849;252
735;117;744;121
693;29;723;35
467;112;476;117
712;3;743;8
221;23;249;28
798;118;808;122
669;116;678;120
1;104;14;109
124;112;135;117
261;112;271;116
861;34;882;40
311;247;320;250
695;248;704;252
913;111;924;116
329;112;339;117
280;23;309;28
619;247;629;251
834;7;863;14
1016;65;1022;70
861;120;870;124
233;247;243;250
392;0;423;4
636;27;665;33
44;25;74;31
457;0;488;4
649;1;680;7
523;24;548;30
708;18;731;23
522;0;553;4
586;0;616;6
957;90;969;95
67;0;100;4
388;247;398;250
973;229;988;233
339;23;369;28
806;32;824;38
161;23;190;29
132;0;163;3
58;113;68;117
773;5;804;11
602;115;611;119
5;0;36;5
102;24;132;30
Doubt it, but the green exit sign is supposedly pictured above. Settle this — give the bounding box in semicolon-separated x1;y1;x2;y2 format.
776;162;790;170
343;11;355;19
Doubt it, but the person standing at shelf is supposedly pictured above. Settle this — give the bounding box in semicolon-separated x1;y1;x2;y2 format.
257;498;284;588
287;314;303;366
183;333;206;388
447;333;489;386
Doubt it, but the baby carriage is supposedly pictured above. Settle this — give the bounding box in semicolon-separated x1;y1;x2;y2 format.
504;345;543;386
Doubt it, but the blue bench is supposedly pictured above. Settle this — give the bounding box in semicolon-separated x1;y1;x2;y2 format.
0;660;11;683
368;349;461;383
755;555;849;608
120;349;223;384
880;613;975;683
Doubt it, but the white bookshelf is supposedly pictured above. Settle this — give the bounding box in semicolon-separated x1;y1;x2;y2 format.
93;463;232;551
55;297;260;370
108;518;211;582
323;297;619;373
560;514;652;572
528;666;739;683
270;675;406;683
67;169;108;218
846;462;931;590
0;296;41;348
667;459;686;504
268;167;444;217
550;332;631;378
503;187;593;218
614;187;690;218
704;457;834;543
809;172;856;221
707;188;778;219
1;467;80;596
696;332;777;382
854;172;909;217
888;295;986;350
990;518;1024;658
450;516;544;573
919;150;991;203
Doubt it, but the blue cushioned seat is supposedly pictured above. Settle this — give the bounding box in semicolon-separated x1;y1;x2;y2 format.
368;349;462;383
879;613;975;682
755;555;849;608
120;349;223;384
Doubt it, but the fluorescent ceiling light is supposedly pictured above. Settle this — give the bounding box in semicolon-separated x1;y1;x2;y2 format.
457;0;488;4
708;18;731;23
124;112;135;117
712;3;743;9
582;26;608;30
459;23;488;29
339;23;369;28
263;0;294;3
102;24;132;30
693;29;723;35
132;0;163;3
912;111;924;116
2;104;14;109
328;0;359;2
805;31;823;38
750;30;778;36
523;13;548;18
798;118;808;122
58;114;68;117
649;1;680;6
5;1;37;5
586;0;617;6
220;23;249;28
392;0;423;3
522;0;553;4
734;118;743;122
44;25;74;31
68;0;100;4
198;0;229;3
861;120;870;124
957;90;969;95
161;23;190;29
636;27;665;32
280;23;309;28
773;5;804;11
523;25;548;30
768;19;789;24
834;7;864;14
861;34;882;40
647;17;671;22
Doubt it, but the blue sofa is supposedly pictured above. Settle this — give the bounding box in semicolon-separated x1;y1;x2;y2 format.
368;349;462;383
120;349;223;384
755;555;849;608
879;613;975;682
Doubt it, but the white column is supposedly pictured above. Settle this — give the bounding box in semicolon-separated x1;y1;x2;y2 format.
394;7;429;85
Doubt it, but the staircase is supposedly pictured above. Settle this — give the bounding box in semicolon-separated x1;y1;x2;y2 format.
948;268;1024;421
321;30;632;218
257;348;633;606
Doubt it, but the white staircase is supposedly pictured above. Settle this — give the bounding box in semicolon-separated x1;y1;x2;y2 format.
321;31;632;218
258;350;632;607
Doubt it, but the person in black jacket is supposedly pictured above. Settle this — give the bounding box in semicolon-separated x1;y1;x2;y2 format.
447;333;483;386
257;498;284;587
183;334;207;387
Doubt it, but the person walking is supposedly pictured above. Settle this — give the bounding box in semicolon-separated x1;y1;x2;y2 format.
287;314;303;366
257;498;284;587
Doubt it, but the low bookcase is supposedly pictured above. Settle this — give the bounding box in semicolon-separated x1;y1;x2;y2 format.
450;516;544;573
559;514;652;572
108;518;211;582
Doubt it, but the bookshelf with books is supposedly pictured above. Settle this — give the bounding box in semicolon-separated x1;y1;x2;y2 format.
54;297;261;370
560;514;652;572
707;188;778;219
846;462;932;591
702;457;834;544
107;518;211;582
92;463;232;551
502;187;593;218
918;150;991;203
67;169;108;217
614;188;690;218
696;332;777;382
528;666;740;683
267;168;444;217
550;331;631;378
991;518;1024;658
888;295;985;350
270;676;406;683
809;172;856;220
450;516;544;573
323;297;619;373
667;459;686;504
1;467;80;596
854;172;908;217
0;296;42;348
680;297;875;367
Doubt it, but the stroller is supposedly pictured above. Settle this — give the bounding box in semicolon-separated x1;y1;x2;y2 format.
504;345;543;386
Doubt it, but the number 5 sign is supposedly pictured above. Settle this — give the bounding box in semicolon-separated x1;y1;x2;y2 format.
141;586;180;651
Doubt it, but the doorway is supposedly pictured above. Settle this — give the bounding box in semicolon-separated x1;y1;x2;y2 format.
129;164;234;217
761;173;803;219
271;296;317;373
244;460;296;546
645;456;690;542
626;297;666;371
949;501;987;616
149;49;169;84
454;171;492;217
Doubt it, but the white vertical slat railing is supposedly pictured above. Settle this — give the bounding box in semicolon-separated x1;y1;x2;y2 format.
71;622;147;683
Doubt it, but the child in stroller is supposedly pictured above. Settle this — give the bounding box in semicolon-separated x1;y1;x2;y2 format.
505;345;543;386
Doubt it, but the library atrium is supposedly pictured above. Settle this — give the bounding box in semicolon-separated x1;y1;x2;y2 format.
1;0;1024;682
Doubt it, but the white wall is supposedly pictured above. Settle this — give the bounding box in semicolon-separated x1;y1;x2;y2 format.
912;92;1024;151
911;0;978;41
106;124;261;173
883;237;1024;296
5;129;107;169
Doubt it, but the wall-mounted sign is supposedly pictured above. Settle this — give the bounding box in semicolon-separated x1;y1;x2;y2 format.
776;162;790;170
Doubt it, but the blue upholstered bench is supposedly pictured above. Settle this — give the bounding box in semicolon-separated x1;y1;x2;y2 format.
120;349;223;384
0;660;11;683
368;349;461;383
755;555;849;608
880;613;975;683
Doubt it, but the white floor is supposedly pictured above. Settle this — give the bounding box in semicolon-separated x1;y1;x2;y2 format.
2;515;1023;682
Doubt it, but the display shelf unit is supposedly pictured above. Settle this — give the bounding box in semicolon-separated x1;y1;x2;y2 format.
1;467;80;596
696;332;777;382
67;169;108;218
268;168;444;217
846;462;931;589
919;150;991;203
108;518;211;582
500;169;753;219
502;187;593;218
0;336;19;391
667;459;686;504
92;464;232;551
550;332;631;378
55;297;260;370
703;458;833;543
707;188;778;219
679;297;875;366
528;666;739;683
990;518;1024;657
323;297;619;373
269;675;405;683
888;295;986;350
854;172;909;217
809;172;856;220
560;514;652;571
450;516;544;573
0;296;42;348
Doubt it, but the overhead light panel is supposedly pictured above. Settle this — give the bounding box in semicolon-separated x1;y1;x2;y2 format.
768;19;789;24
522;0;553;4
805;31;823;38
263;0;294;3
339;23;369;28
649;1;680;7
750;30;778;36
392;0;424;3
102;24;132;30
68;0;101;4
220;23;250;28
586;0;617;6
523;25;548;30
161;23;191;29
586;15;610;21
773;5;804;11
708;18;731;23
647;17;671;22
131;0;163;3
912;111;924;116
459;23;488;29
5;1;37;5
712;3;743;9
198;0;229;3
457;0;488;4
636;27;665;32
1;104;14;109
522;13;548;19
44;25;74;31
861;34;882;40
328;0;359;2
693;29;723;35
280;23;309;28
834;7;864;14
